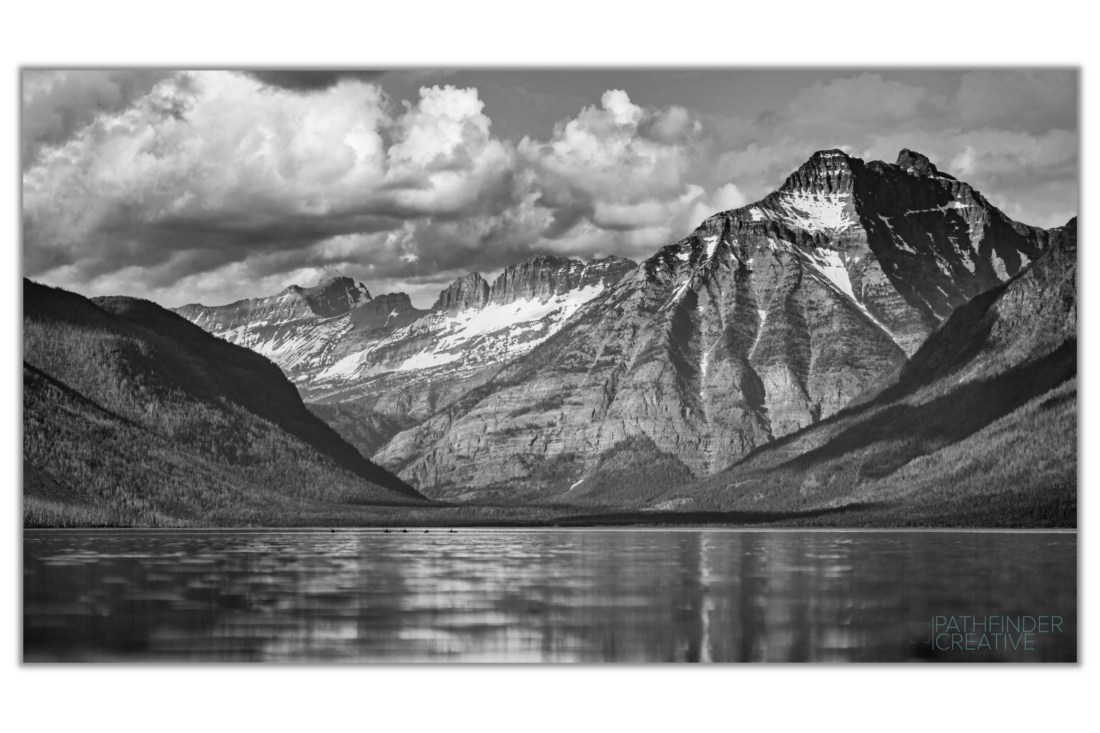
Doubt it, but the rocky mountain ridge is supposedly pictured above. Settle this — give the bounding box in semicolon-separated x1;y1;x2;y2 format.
178;274;372;327
174;254;638;452
659;216;1077;526
374;148;1059;497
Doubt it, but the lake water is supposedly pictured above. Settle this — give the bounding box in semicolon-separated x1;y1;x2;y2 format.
23;529;1076;662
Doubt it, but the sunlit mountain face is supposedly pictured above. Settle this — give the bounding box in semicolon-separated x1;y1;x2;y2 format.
359;149;1056;499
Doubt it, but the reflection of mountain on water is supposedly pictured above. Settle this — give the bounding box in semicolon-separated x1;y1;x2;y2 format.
23;530;1076;662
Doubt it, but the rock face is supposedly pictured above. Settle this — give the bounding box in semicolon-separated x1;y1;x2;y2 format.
670;216;1078;524
174;255;639;452
487;255;636;305
431;273;490;315
375;149;1057;497
348;293;430;335
180;274;371;325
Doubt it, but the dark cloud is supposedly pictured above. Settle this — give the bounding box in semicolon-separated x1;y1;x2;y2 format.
539;198;593;240
241;70;386;92
21;69;179;168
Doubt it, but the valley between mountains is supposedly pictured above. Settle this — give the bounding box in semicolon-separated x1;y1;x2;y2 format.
24;148;1077;527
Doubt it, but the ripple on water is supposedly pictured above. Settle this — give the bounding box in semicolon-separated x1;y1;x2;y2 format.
22;529;1077;663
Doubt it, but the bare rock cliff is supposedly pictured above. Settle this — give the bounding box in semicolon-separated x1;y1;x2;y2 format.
376;149;1056;497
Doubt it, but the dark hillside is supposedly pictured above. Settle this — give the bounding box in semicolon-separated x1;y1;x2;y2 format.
23;280;425;527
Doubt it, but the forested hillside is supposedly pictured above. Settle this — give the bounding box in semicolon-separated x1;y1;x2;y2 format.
23;280;425;527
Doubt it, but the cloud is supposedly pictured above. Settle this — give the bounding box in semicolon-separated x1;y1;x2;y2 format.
954;70;1077;132
710;182;748;211
517;89;733;258
23;73;523;303
21;70;178;168
644;105;698;144
240;70;386;92
240;70;459;97
22;71;1078;308
786;73;946;128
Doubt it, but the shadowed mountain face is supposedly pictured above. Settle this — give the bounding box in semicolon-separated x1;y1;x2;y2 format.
23;280;424;527
664;217;1077;526
375;150;1057;498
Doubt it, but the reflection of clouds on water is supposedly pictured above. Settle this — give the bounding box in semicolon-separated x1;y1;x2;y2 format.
23;530;1077;662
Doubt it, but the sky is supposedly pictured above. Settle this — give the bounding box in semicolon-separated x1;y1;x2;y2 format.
21;68;1079;309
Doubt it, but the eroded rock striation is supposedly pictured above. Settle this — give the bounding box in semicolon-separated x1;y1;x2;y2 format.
665;216;1078;523
175;255;639;453
177;274;372;330
432;273;490;315
375;149;1057;497
487;255;636;306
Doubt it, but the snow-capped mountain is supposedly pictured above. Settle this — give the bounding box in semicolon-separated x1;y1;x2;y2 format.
174;255;638;428
375;149;1059;497
175;270;375;369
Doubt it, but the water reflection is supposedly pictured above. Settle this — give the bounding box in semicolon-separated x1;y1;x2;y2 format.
23;529;1077;662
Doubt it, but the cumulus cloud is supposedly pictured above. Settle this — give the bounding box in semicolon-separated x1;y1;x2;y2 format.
22;70;1078;308
516;89;731;259
21;70;178;168
23;73;524;304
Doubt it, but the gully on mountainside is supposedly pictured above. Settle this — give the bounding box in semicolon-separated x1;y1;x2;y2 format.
178;149;1058;499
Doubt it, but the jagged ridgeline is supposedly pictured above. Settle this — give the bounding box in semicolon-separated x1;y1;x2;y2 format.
374;149;1058;497
175;255;638;456
23;280;426;527
666;217;1077;526
174;148;1071;508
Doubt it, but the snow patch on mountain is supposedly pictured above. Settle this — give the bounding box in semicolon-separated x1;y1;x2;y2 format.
991;250;1009;280
439;284;603;347
801;246;903;349
703;234;720;261
806;248;856;300
749;309;768;360
902;201;974;216
213;314;352;369
311;283;612;388
878;215;918;254
773;191;858;233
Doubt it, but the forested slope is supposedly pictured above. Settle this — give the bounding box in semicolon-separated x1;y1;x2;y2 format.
24;280;425;527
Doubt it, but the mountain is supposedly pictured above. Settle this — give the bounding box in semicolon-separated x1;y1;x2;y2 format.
23;279;425;527
375;149;1058;498
176;254;637;454
178;270;372;324
655;217;1077;526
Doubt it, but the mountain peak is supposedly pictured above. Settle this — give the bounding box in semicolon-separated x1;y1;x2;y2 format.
510;254;574;269
896;149;939;176
432;272;491;315
811;148;851;160
778;148;858;197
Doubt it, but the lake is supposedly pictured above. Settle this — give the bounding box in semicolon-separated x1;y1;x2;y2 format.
23;528;1076;662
